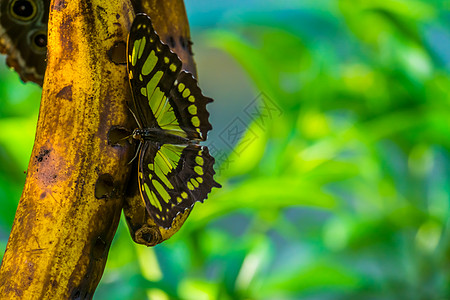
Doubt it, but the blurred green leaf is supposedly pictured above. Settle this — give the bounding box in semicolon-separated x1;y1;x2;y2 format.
0;1;449;299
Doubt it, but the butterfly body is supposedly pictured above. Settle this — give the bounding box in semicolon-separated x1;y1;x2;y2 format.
127;13;220;229
132;128;191;145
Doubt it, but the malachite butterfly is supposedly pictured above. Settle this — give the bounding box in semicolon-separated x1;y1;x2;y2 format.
0;0;49;85
127;13;221;229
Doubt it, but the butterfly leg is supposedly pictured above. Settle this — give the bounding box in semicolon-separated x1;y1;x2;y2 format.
128;141;142;165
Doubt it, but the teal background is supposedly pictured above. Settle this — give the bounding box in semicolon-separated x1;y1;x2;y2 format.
1;1;449;299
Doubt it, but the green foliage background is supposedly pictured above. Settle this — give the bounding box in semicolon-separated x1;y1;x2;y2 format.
0;1;449;299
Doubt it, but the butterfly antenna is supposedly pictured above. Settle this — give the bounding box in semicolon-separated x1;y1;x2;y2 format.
127;102;143;129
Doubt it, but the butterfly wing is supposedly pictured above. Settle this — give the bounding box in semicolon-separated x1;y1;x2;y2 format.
0;0;49;85
127;13;182;131
169;71;213;141
138;141;221;228
128;13;221;228
127;13;214;142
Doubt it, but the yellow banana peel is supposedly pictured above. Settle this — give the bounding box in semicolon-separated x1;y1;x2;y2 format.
0;0;198;297
0;0;134;298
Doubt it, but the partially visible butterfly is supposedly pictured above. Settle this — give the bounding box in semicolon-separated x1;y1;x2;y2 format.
0;0;49;85
127;13;221;229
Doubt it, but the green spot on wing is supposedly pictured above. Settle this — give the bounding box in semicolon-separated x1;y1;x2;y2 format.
192;116;200;127
191;178;199;188
132;37;146;66
194;166;203;175
147;71;163;105
188;105;197;115
178;83;185;92
195;156;204;165
155;151;173;175
144;183;162;211
142;50;157;76
153;180;171;203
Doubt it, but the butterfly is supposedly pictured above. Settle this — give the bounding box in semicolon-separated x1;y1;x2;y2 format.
127;13;221;229
0;0;49;85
